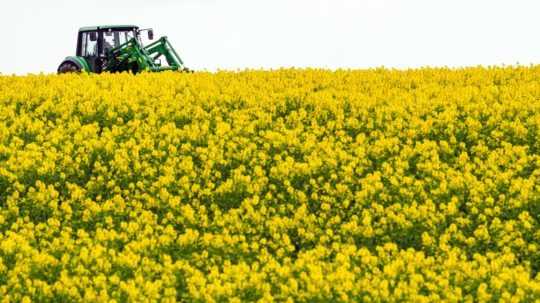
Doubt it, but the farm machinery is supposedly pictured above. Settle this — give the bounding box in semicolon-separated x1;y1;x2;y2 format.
58;25;189;74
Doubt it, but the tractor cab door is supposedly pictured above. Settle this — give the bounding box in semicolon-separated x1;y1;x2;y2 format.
79;31;103;73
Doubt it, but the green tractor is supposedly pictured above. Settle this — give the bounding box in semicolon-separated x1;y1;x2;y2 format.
58;25;189;74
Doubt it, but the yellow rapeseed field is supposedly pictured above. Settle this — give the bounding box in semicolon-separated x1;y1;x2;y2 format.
1;67;540;302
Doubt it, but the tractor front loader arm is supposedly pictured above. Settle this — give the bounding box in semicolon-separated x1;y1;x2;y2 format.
143;37;188;72
103;36;188;73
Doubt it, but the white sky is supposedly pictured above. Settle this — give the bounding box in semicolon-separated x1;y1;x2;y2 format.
2;0;540;74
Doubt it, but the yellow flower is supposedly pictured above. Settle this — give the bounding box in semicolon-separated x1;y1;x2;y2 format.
1;67;540;301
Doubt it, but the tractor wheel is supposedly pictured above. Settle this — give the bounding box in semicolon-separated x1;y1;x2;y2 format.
58;62;80;74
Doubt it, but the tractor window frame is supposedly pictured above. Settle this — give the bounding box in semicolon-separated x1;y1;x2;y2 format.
78;31;99;57
79;33;86;57
76;32;83;57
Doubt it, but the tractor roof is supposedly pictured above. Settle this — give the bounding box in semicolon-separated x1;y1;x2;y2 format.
79;25;138;32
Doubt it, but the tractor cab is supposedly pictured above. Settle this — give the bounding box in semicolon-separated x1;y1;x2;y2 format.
74;25;152;73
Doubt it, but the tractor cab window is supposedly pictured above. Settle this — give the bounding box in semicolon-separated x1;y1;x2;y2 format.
102;30;136;55
117;30;135;45
103;31;115;54
81;32;98;57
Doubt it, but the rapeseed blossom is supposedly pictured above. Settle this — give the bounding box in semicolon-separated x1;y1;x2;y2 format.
0;67;540;301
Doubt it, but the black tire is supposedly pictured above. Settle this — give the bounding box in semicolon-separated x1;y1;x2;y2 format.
57;61;81;74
